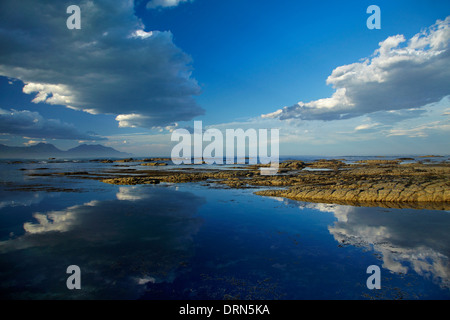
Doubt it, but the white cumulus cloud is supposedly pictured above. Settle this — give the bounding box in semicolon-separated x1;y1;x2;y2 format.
146;0;191;9
263;16;450;122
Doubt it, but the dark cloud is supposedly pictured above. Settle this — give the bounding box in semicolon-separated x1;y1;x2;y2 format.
0;0;204;128
0;108;105;140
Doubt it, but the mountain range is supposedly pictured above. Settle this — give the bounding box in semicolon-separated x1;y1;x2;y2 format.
0;143;132;159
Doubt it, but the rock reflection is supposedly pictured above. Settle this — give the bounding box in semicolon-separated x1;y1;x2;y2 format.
0;185;205;299
284;199;450;289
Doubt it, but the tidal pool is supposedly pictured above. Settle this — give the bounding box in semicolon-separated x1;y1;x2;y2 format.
0;161;449;300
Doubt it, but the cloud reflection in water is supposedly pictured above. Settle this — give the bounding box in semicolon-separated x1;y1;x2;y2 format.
287;200;450;289
0;185;205;299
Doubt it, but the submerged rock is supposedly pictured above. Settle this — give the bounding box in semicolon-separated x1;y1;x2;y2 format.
52;158;449;210
102;177;160;185
140;162;168;166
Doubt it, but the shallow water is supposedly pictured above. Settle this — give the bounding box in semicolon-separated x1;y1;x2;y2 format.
0;161;449;299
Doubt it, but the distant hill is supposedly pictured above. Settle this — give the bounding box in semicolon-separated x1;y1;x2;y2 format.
0;143;132;159
65;144;132;158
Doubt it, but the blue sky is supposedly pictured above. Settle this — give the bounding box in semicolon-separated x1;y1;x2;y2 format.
0;0;449;156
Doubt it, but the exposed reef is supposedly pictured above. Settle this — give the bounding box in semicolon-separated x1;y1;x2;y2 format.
22;158;450;210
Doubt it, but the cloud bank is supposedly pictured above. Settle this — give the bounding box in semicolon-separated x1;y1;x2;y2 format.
0;0;203;128
263;17;450;121
0;108;104;140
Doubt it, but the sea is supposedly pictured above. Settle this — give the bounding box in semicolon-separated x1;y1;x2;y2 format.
0;155;449;300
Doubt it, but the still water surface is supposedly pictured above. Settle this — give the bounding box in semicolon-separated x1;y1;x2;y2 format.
0;161;449;299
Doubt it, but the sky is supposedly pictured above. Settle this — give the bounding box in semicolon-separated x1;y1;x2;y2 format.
0;0;449;156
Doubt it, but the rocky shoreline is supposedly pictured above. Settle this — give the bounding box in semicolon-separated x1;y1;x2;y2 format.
99;158;450;210
22;158;450;210
254;160;450;210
